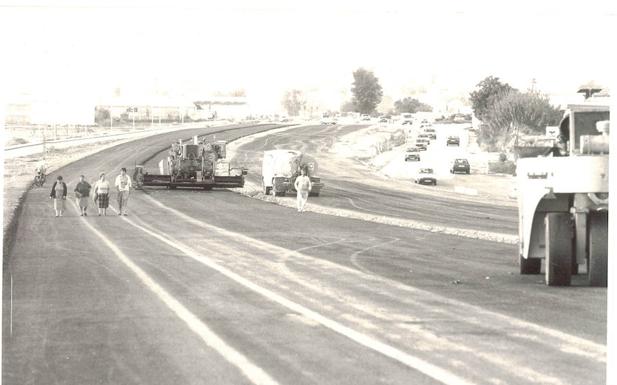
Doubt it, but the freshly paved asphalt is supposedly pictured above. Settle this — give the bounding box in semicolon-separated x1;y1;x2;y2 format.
2;123;606;385
235;124;519;235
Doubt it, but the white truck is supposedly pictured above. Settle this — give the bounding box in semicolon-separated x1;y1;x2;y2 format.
516;104;609;286
261;150;324;197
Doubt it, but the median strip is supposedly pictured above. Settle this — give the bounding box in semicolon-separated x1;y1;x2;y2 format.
235;181;518;244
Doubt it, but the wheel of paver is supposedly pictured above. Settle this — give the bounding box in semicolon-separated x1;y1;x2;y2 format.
587;211;608;287
519;256;541;274
545;212;572;286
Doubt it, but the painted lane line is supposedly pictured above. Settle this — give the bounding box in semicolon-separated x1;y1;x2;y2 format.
118;211;476;385
69;201;279;385
117;218;581;385
349;237;400;275
10;274;13;337
142;194;606;361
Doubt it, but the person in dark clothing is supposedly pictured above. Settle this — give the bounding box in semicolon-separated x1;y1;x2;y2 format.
49;175;67;217
74;175;92;216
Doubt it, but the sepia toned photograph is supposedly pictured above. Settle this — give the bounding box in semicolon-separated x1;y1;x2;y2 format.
2;1;614;384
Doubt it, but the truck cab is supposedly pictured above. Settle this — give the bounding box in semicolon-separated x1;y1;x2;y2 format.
516;104;609;286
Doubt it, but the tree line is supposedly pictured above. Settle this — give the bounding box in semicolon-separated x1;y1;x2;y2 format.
281;70;562;153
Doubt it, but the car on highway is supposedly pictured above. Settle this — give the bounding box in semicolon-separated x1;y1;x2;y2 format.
361;114;371;121
413;168;437;185
415;138;430;150
399;112;414;125
422;129;437;140
447;136;460;146
378;116;389;123
404;148;420;162
450;158;470;174
320;117;337;125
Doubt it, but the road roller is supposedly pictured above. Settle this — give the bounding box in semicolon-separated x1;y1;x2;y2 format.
516;103;609;286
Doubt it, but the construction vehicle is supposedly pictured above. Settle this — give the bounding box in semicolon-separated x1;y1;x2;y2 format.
134;137;247;190
516;104;609;286
261;149;324;196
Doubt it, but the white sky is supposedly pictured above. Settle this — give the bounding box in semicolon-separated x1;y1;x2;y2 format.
1;0;615;111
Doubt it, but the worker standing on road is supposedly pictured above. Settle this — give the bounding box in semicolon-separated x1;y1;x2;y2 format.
114;167;132;216
74;175;91;216
93;172;110;216
49;175;67;217
294;167;312;212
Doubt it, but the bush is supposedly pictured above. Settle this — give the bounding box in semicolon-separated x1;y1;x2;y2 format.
488;160;516;174
498;153;508;162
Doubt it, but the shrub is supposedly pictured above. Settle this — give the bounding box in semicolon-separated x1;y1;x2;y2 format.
488;160;516;174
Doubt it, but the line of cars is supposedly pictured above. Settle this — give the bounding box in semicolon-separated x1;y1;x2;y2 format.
403;121;472;186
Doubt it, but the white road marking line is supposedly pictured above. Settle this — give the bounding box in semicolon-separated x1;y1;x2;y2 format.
142;194;607;362
349;237;400;275
69;201;279;385
10;273;14;337
118;208;476;385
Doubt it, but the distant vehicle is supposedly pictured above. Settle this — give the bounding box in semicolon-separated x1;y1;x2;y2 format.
415;143;428;151
416;137;430;148
405;153;420;162
400;113;414;125
321;117;337;125
279;116;290;122
417;134;430;141
450;158;470;174
447;136;460;146
361;114;371;121
378;116;388;123
262;150;324;196
414;168;437;185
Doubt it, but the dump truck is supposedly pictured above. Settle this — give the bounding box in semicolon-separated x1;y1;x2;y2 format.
516;104;609;286
261;149;324;196
134;137;247;190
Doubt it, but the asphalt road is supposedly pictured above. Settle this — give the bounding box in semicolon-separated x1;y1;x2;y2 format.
235;124;519;235
3;123;607;385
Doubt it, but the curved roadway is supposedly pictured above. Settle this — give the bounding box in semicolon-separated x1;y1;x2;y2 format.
235;124;518;235
3;123;606;385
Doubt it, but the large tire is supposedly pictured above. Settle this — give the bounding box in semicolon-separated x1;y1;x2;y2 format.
519;256;541;274
309;192;320;197
545;213;573;286
274;191;285;197
587;211;608;287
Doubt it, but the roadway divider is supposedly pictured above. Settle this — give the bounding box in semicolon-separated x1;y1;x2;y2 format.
225;127;517;245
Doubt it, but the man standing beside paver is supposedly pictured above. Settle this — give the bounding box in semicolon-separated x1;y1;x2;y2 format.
115;167;132;216
74;175;91;216
293;167;312;213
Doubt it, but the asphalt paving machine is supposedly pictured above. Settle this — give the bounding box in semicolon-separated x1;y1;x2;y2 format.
134;137;247;190
516;104;609;286
261;149;324;196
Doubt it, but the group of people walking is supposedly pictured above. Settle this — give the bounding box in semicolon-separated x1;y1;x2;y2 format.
49;168;133;217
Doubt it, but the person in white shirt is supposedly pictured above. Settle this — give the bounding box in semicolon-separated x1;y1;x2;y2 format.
93;173;111;216
114;167;132;216
293;167;312;212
